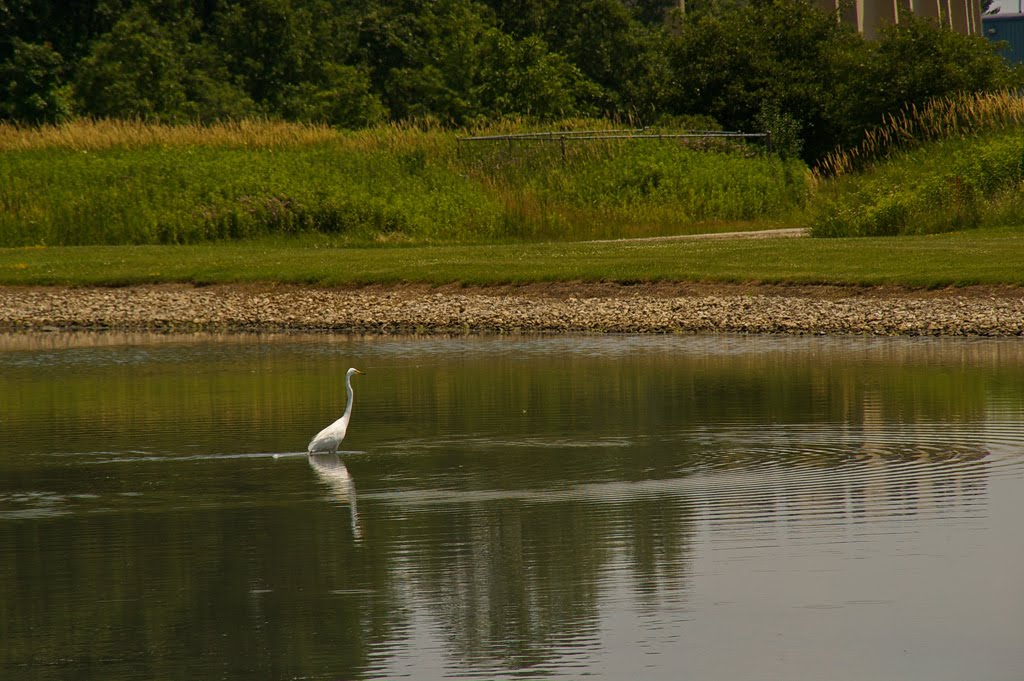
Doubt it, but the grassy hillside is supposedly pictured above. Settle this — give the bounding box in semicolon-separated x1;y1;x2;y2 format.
811;92;1024;237
3;97;1024;291
0;119;809;247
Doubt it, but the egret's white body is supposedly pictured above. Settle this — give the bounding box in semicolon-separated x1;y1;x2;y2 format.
307;367;363;454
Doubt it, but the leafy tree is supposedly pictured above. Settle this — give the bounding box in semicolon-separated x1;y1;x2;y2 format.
357;0;485;122
279;64;386;128
484;0;670;118
179;46;262;121
203;0;393;125
358;0;599;123
665;0;863;161
1;0;1020;162
0;38;71;123
74;5;255;121
211;0;359;111
473;30;600;119
74;6;190;119
624;0;682;24
558;0;661;114
838;14;1024;142
0;0;132;64
483;0;552;39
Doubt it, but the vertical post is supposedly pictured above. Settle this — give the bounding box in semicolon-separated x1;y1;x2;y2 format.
861;0;898;39
508;136;513;158
839;0;857;27
967;0;980;35
816;0;838;15
949;0;969;34
560;135;566;162
910;0;941;21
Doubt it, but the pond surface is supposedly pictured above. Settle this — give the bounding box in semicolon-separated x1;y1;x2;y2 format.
2;332;1023;681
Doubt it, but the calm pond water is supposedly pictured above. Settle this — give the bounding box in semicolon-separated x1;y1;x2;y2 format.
2;332;1023;681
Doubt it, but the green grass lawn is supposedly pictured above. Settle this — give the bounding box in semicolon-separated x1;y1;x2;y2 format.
2;229;1023;288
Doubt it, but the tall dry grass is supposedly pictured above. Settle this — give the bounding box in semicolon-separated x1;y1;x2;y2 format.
817;90;1024;177
0;118;342;152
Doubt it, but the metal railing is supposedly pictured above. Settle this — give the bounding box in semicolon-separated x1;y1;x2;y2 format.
456;128;772;160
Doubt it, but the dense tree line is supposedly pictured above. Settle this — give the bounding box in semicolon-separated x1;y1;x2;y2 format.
1;0;1020;160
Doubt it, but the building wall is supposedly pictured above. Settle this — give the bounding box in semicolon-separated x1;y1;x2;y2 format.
983;14;1024;64
816;0;983;38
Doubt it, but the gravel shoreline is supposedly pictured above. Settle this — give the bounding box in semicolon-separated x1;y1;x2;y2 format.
2;282;1024;336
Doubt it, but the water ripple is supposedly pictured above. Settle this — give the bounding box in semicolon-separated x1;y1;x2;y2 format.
363;420;1021;535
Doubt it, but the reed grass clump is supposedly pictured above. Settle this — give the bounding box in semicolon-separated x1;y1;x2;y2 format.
810;131;1024;237
0;118;809;246
817;90;1024;178
0;118;341;152
810;91;1024;238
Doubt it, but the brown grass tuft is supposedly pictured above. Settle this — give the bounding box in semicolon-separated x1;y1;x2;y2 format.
0;118;341;152
816;90;1024;178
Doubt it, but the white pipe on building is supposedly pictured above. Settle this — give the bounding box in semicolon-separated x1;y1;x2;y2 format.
702;0;982;37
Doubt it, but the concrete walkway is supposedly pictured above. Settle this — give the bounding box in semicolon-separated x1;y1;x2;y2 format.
590;227;808;244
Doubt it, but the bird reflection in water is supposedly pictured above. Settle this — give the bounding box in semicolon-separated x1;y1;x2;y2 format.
307;453;362;540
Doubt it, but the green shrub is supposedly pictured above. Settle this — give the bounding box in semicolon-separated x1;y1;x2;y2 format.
810;131;1024;237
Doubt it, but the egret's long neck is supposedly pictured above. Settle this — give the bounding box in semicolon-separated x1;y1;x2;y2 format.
343;374;355;419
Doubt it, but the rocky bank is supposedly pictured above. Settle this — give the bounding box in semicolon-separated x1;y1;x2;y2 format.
2;282;1024;335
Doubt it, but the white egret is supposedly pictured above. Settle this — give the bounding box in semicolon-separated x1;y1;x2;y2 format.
307;367;364;454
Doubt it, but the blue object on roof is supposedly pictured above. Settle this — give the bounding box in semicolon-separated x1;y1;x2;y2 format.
983;13;1024;64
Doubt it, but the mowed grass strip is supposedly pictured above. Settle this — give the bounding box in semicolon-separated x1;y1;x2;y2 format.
2;230;1024;288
